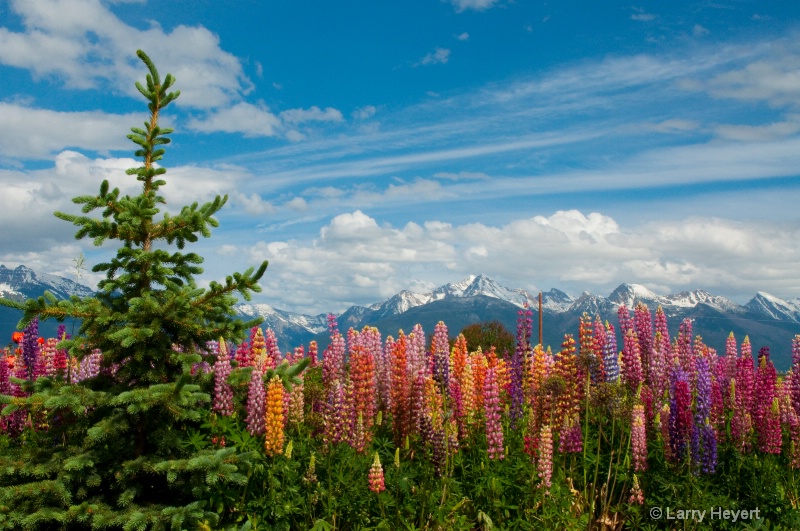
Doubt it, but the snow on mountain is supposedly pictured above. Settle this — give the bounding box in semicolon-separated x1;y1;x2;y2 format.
0;265;94;300
745;292;800;323
236;303;328;334
665;290;743;314
540;288;576;313
607;283;666;309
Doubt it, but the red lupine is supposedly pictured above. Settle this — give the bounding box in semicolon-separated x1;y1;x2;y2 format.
368;452;386;493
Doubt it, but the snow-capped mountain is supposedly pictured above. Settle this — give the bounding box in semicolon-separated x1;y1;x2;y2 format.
745;292;800;324
235;303;328;334
0;265;94;301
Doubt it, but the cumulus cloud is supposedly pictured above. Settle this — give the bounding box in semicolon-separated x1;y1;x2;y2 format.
0;102;138;159
187;102;282;137
280;106;344;125
416;48;451;66
227;210;800;314
448;0;499;12
352;105;377;120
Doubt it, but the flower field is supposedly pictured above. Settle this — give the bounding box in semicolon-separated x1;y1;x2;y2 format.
2;305;800;529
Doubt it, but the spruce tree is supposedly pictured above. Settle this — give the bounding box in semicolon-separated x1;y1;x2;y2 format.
0;51;267;530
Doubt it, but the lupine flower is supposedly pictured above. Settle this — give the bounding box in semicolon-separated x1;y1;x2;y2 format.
668;365;692;463
537;424;553;491
634;303;653;379
617;304;633;337
368;452;386;493
628;474;645;505
592;315;607;383
484;365;504;460
264;328;282;371
754;348;781;454
603;323;619;383
432;321;450;391
348;344;376;452
245;367;266;436
304;453;318;484
677;319;694;377
234;341;251;369
264;375;285;456
732;349;755;453
21;318;39;380
792;335;800;418
559;414;583;454
691;356;717;473
621;329;643;392
632;403;648;472
212;340;234;416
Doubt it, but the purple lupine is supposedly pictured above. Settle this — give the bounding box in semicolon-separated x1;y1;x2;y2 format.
212;341;234;416
631;403;648;472
668;365;692;463
603;323;619;383
510;307;531;427
432;321;450;391
691;356;717;473
21;318;39;380
559;415;583;454
75;349;102;382
245;367;266;435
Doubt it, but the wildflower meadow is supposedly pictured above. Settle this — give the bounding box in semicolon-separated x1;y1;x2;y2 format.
0;52;799;530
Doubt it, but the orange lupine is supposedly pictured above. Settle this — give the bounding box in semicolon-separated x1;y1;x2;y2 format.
264;375;285;456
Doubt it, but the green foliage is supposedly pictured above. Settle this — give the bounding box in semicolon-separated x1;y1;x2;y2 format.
0;50;268;530
458;321;515;355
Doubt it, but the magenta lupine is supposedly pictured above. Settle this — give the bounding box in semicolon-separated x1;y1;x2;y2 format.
677;318;694;376
511;307;533;425
245;367;266;435
631;403;648;472
621;329;643;392
668;365;692;463
617;304;632;337
634;303;653;380
754;347;781;454
537;424;553;491
213;340;234;416
234;341;251;368
322;315;346;388
264;328;282;371
732;350;755;452
483;365;504;460
791;335;800;418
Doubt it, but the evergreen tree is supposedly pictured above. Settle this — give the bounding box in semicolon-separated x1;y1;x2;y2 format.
0;51;267;530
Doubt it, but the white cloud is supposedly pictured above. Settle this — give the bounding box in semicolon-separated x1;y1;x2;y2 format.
187;102;282;137
693;24;710;37
280;106;344;125
0;0;252;110
448;0;499;12
230;191;276;215
0;102;137;159
456;32;470;41
631;13;656;22
416;48;451;66
235;210;800;314
352;105;377;120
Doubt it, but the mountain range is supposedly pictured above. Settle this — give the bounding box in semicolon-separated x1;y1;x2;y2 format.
2;266;799;370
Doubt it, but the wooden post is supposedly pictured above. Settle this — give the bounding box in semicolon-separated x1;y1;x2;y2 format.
538;291;543;346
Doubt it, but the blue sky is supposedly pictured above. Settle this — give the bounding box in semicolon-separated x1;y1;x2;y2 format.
2;0;800;314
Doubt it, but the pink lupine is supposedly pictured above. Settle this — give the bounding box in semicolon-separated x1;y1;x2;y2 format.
677;318;694;377
264;328;282;371
483;365;504;460
634;303;653;380
621;329;643;392
631;403;648;472
213;340;234;416
245;367;266;435
537;424;553;491
754;348;780;454
791;335;800;418
234;341;251;369
368;452;386;493
732;350;755;453
628;474;645;505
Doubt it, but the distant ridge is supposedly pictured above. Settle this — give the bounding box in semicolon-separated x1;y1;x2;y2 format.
2;265;799;369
